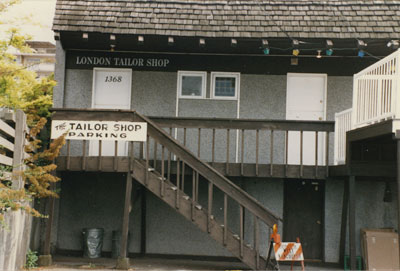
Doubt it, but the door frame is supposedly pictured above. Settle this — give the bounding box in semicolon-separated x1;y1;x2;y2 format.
283;179;325;261
91;67;132;109
90;68;133;156
286;73;328;165
286;73;328;121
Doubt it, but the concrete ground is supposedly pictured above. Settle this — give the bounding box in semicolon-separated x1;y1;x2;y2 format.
34;255;343;271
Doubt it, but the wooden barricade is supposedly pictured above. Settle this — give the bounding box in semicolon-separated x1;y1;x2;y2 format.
267;224;305;271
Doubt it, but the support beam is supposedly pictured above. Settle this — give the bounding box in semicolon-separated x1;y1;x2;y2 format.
348;176;356;270
339;178;349;266
397;137;400;269
116;173;133;270
140;186;146;255
39;183;56;266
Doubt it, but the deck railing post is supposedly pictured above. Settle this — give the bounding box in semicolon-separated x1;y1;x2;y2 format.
352;74;359;129
395;52;400;119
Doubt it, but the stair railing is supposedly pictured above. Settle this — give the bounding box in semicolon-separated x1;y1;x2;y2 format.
133;111;281;268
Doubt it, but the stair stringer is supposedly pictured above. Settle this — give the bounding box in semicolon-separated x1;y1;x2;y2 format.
131;158;268;270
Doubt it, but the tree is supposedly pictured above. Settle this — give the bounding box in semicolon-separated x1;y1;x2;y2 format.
0;1;65;225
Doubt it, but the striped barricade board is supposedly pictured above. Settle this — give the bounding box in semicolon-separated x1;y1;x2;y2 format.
274;242;304;261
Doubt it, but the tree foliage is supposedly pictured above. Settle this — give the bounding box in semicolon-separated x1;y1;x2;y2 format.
0;2;64;225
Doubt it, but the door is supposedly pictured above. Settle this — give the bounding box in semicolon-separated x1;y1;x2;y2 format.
283;179;324;260
90;68;132;156
286;73;326;165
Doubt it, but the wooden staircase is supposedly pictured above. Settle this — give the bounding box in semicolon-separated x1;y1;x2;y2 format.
131;112;281;270
51;108;282;270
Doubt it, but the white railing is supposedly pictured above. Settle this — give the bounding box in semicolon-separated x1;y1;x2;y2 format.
334;49;400;164
352;49;400;128
334;109;352;165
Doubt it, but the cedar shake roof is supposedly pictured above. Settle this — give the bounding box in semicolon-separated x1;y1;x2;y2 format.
53;0;400;39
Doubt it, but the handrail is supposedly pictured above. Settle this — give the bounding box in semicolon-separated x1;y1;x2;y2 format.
51;108;335;132
136;112;281;227
150;116;335;132
354;49;399;77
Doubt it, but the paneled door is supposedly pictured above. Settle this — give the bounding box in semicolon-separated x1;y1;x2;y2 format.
90;68;132;156
286;73;327;165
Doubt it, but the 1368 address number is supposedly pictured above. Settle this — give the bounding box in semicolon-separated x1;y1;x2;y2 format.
105;76;122;82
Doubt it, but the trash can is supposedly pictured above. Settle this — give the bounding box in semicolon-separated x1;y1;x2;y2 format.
82;228;104;258
111;230;130;259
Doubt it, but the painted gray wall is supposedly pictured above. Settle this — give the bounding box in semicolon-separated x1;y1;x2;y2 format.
146;191;232;256
242;178;284;257
53;41;65;108
56;172;142;254
352;180;398;256
324;178;345;263
132;71;176;116
324;179;398;263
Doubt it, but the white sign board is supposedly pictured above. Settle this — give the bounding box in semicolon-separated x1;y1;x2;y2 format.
274;242;304;261
51;120;147;141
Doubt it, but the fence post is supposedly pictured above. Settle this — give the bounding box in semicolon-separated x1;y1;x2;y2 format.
12;109;27;190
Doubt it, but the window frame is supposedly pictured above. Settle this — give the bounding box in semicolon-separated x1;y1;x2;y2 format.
210;72;240;100
177;71;207;99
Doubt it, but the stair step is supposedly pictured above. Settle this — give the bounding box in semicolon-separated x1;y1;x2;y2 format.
133;159;266;270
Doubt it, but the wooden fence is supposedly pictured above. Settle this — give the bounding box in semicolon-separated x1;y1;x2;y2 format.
0;108;32;271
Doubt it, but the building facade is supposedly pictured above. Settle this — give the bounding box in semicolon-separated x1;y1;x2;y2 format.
42;0;400;269
15;41;56;78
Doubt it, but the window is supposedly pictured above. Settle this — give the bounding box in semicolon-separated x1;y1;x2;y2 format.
211;72;240;100
178;71;206;98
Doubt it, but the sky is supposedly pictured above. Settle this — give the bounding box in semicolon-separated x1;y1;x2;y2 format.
1;0;57;43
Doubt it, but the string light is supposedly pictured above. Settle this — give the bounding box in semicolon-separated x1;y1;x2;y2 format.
199;38;206;47
168;37;174;46
138;36;144;45
326;40;333;56
292;49;300;56
387;40;399;50
231;39;237;47
262;39;270;55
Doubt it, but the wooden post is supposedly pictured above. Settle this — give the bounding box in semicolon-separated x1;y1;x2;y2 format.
339;178;349;266
116;172;133;269
39;182;56;266
140;186;146;255
396;135;400;268
348;175;356;270
12;109;26;190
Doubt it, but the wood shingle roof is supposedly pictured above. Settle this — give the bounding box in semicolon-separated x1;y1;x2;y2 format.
53;0;400;39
